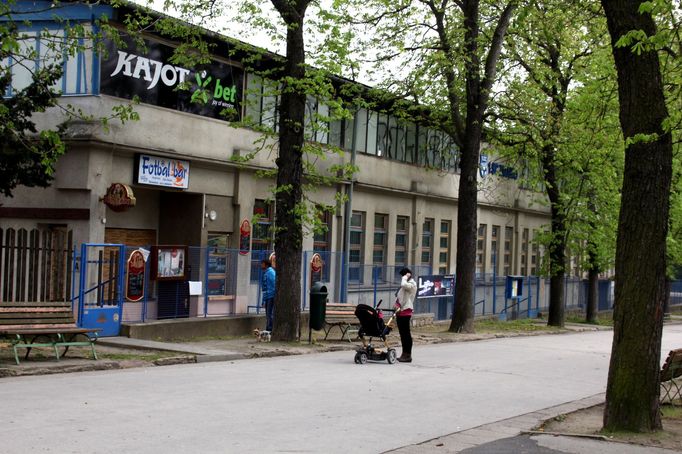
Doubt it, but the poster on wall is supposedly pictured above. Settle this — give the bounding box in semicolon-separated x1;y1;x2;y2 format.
125;249;146;301
239;219;251;256
417;275;455;298
100;35;244;122
151;245;188;281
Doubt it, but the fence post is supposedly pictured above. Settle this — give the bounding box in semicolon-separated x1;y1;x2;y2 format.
203;247;209;317
492;251;497;315
303;251;309;311
373;266;378;308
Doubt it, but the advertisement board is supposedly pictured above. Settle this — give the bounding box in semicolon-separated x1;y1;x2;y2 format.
100;35;244;122
135;154;190;189
417;275;455;299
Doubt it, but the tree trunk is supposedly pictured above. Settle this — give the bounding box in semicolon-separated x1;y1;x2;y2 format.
450;0;481;334
451;133;480;333
271;0;310;341
542;145;566;327
601;0;672;432
586;199;600;324
586;254;599;324
449;0;514;333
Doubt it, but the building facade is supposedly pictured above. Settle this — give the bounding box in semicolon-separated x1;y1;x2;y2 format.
0;1;551;317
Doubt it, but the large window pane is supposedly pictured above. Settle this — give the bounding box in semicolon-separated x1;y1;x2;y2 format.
366;111;378;155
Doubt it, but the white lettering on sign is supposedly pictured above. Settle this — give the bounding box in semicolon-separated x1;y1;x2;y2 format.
137;154;190;189
111;50;191;90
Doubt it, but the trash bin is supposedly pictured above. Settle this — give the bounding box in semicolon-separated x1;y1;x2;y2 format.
309;282;328;331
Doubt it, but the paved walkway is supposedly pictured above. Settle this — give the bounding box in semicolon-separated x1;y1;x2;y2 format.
2;322;681;453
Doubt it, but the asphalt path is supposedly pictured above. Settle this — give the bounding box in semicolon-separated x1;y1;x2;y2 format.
3;326;682;454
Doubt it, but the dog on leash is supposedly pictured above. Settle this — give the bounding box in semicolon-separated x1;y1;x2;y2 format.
253;329;271;342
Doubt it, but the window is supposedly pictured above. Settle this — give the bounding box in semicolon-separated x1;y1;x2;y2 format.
439;221;451;275
491;225;500;275
244;74;279;132
395;216;409;273
304;96;330;144
312;210;331;282
349;211;365;283
476;224;487;276
421;218;434;269
504;226;513;276
251;200;274;281
521;228;529;276
373;213;388;281
207;233;234;297
6;28;94;97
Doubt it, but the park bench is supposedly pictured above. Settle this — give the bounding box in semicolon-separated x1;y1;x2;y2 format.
323;303;360;342
661;348;682;403
0;302;99;365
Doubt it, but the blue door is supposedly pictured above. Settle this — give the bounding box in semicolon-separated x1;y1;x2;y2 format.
75;243;125;337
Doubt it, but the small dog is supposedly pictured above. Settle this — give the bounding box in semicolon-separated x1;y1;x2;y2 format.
253;329;271;342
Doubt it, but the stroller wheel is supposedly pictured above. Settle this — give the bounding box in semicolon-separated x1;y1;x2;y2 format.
354;352;361;364
357;352;368;364
387;349;397;364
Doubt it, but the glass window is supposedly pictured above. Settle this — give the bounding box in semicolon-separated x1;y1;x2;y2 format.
421;218;434;269
491;225;500;274
356;108;369;153
366;110;378;155
395;215;409;275
377;113;390;158
312;210;331;282
504;226;513;275
476;224;487;276
439;220;451;275
406;123;417;164
251;200;274;281
317;102;329;144
373;213;388;281
349;211;365;283
207;233;234;297
245;73;263;125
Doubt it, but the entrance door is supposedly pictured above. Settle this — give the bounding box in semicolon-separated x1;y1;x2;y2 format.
76;243;125;337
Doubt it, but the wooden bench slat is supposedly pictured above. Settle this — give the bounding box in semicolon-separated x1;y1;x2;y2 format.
0;317;75;325
0;323;79;331
0;301;70;307
0;307;71;313
0;312;73;319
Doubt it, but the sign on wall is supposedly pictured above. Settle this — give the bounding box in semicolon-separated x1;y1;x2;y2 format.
100;36;243;121
417;275;455;298
103;183;136;212
135;154;190;189
239;219;251;256
125;249;146;302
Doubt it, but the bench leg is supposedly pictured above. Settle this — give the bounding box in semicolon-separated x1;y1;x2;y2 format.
12;341;20;366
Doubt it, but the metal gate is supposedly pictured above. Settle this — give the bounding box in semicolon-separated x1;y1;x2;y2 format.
74;243;125;337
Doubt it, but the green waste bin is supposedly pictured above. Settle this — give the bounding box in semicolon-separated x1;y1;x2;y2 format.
309;282;328;331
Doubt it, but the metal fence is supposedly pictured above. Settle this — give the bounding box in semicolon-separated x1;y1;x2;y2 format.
59;241;682;324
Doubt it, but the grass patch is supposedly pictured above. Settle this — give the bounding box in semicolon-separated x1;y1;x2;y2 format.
474;318;559;332
661;404;682;420
98;352;178;362
566;314;614;326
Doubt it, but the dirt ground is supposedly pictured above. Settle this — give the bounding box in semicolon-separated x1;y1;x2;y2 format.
538;402;682;451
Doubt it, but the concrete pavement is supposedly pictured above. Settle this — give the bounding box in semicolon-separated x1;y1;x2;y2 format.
2;324;682;453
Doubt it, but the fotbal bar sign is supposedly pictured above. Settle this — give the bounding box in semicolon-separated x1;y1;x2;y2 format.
135;154;190;189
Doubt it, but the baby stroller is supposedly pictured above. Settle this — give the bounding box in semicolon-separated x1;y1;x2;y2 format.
353;300;397;364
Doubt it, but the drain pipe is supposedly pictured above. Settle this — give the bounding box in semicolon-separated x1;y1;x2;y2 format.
341;109;359;303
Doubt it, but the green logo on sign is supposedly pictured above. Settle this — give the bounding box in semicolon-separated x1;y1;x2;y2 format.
191;72;236;105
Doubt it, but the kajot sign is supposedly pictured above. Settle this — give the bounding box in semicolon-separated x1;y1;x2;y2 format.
101;36;243;121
